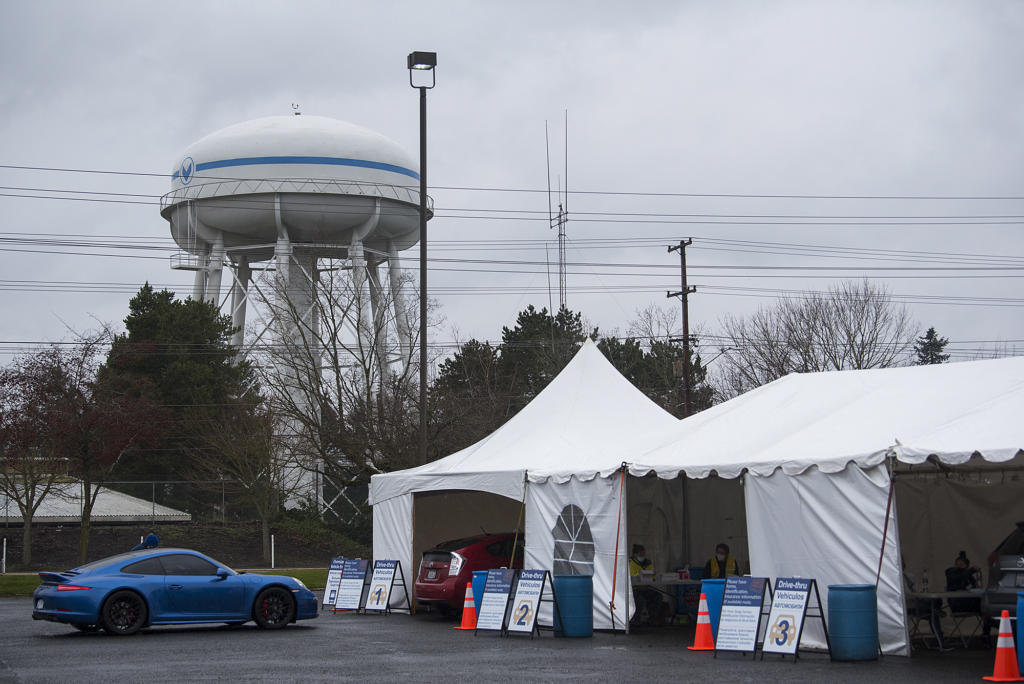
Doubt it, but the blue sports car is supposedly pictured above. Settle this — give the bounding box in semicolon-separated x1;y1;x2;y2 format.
32;548;318;635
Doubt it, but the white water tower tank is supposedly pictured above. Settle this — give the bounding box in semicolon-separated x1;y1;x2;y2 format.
160;114;430;511
160;114;430;357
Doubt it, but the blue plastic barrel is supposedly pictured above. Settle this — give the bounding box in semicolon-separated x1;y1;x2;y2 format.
675;567;704;617
1017;593;1023;674
828;584;879;661
700;579;725;640
553;574;594;637
471;571;487;613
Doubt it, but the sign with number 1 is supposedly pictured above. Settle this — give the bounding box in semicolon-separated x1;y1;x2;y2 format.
364;560;398;612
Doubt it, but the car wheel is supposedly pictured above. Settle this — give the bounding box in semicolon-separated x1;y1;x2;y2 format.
253;587;295;629
100;590;147;636
72;624;100;633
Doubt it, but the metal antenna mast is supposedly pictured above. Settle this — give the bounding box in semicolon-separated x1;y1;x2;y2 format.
545;120;568;311
560;110;568;311
544;113;568;312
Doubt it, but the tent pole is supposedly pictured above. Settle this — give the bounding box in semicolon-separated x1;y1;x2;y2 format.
874;457;897;587
510;475;527;564
609;464;628;633
680;476;689;571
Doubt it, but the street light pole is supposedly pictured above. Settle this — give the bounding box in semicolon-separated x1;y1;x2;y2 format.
408;51;436;463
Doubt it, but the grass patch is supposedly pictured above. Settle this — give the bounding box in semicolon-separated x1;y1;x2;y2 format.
0;568;329;596
0;574;41;596
240;568;328;590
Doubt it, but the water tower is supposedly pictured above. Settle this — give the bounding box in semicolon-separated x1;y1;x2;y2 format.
160;114;430;506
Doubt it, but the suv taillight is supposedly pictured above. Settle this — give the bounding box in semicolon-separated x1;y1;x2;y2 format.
449;552;465;576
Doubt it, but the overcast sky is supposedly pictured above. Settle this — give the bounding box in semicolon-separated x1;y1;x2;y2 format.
2;0;1022;365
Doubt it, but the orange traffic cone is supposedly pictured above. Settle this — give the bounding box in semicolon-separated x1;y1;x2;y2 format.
687;592;715;651
983;610;1023;682
453;584;477;630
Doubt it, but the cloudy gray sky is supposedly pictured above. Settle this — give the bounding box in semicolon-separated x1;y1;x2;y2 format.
2;0;1022;364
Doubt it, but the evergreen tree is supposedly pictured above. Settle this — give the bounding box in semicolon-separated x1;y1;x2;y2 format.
101;284;256;508
430;304;717;459
498;305;594;413
597;336;712;418
430;305;594;456
914;327;950;365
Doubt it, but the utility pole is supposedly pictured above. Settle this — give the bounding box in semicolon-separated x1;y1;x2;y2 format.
667;239;696;417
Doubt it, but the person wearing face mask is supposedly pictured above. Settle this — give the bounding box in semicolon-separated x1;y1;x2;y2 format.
629;544;662;626
704;542;740;579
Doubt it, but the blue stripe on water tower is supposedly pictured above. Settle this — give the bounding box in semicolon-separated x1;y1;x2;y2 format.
172;155;420;181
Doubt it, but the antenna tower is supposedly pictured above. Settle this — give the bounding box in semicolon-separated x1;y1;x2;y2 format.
545;113;569;311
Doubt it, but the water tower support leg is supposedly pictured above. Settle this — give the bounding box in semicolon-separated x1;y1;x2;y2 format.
350;237;373;359
206;233;225;306
366;260;388;375
274;195;291;284
387;243;412;371
229;256;250;349
192;246;209;300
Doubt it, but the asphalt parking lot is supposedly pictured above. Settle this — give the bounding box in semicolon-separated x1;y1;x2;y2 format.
0;597;1000;683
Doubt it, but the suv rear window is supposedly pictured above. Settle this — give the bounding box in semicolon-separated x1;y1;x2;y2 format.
486;540;511;558
423;551;451;563
997;523;1024;555
432;537;485;553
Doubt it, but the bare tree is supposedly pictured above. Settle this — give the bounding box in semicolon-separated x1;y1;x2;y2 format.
0;338;164;563
247;255;436;516
715;280;916;398
185;402;301;563
617;303;714;414
627;302;680;342
63;334;166;561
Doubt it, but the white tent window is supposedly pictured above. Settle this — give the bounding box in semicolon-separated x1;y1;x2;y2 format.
552;504;595;576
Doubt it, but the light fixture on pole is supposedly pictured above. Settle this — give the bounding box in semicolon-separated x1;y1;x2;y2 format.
408;50;436;462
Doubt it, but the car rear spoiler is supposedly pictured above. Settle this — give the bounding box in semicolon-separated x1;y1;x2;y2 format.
37;572;72;585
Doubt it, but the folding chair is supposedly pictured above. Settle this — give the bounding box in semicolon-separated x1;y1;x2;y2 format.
906;600;947;650
948;610;984;647
907;607;940;650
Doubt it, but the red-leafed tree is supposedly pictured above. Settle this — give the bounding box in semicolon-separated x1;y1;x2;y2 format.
0;348;72;565
39;336;166;562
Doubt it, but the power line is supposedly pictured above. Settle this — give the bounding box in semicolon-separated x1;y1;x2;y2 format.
4;163;1024;201
10;183;1024;222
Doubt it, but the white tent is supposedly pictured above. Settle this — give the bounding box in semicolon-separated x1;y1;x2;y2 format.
620;355;1024;654
369;340;678;621
372;344;1023;653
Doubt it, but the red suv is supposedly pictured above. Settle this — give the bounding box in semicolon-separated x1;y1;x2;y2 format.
414;533;524;615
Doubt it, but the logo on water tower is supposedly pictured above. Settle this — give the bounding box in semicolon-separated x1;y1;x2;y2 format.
178;157;195;185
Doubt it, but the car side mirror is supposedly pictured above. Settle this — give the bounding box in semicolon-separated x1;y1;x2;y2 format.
216;569;230;580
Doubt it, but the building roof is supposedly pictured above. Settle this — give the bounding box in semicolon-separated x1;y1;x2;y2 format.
0;481;191;523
